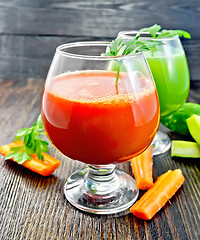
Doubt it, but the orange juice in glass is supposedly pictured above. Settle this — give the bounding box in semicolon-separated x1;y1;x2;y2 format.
41;42;160;214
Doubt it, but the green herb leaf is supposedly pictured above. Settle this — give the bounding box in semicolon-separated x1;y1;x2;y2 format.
5;146;33;164
104;38;124;57
5;114;49;164
156;30;177;38
103;34;163;84
104;35;162;57
139;24;191;39
140;24;161;38
175;30;191;39
157;29;191;39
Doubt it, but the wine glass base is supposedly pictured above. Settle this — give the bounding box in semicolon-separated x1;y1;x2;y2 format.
152;130;171;156
64;168;139;215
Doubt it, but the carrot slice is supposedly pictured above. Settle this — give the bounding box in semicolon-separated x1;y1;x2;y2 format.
130;169;184;220
0;141;61;176
130;145;154;190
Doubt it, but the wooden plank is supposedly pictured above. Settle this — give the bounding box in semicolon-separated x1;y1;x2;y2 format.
0;35;199;82
0;0;199;38
0;0;200;238
0;80;199;239
0;35;101;82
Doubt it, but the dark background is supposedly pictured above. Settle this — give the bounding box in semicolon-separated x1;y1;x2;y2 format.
0;0;199;82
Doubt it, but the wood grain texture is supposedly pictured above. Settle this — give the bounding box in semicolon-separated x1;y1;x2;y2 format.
0;0;199;38
0;35;199;82
0;0;199;82
0;35;107;82
0;80;199;239
0;0;200;239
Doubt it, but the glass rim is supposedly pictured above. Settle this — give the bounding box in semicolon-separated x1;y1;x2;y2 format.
118;30;179;41
56;41;144;60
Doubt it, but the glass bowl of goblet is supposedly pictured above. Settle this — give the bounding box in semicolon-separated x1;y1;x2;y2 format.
118;31;190;156
41;41;160;214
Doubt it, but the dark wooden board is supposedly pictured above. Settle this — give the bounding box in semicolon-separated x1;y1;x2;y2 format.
0;0;199;38
0;0;200;239
0;35;199;82
0;0;199;82
0;79;199;240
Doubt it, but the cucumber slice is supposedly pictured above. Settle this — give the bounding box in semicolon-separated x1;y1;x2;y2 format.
171;140;200;158
161;103;200;136
186;114;200;145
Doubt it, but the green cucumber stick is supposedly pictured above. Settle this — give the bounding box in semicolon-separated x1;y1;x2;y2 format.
186;114;200;144
171;140;200;158
161;103;200;136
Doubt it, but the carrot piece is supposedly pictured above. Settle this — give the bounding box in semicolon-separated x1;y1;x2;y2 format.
0;141;61;176
130;145;154;190
130;169;184;220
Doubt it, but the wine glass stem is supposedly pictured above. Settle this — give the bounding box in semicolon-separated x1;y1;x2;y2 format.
85;165;119;195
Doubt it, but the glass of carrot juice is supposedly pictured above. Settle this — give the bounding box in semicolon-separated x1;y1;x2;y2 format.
41;41;160;214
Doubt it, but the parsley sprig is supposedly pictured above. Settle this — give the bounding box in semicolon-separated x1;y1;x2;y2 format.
140;24;191;39
104;34;162;57
5;115;49;164
104;34;162;83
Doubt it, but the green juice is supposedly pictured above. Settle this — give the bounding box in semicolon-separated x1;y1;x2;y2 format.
106;48;190;118
145;50;190;117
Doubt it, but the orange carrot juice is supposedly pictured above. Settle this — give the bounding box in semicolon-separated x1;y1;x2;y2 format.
41;70;159;164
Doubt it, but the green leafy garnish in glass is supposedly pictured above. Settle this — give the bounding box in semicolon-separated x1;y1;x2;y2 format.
140;24;191;39
104;34;163;84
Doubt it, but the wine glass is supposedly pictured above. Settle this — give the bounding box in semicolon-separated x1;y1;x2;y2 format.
41;41;160;214
118;31;190;155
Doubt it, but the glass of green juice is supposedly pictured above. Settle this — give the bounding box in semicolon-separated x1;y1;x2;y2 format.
118;31;190;155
